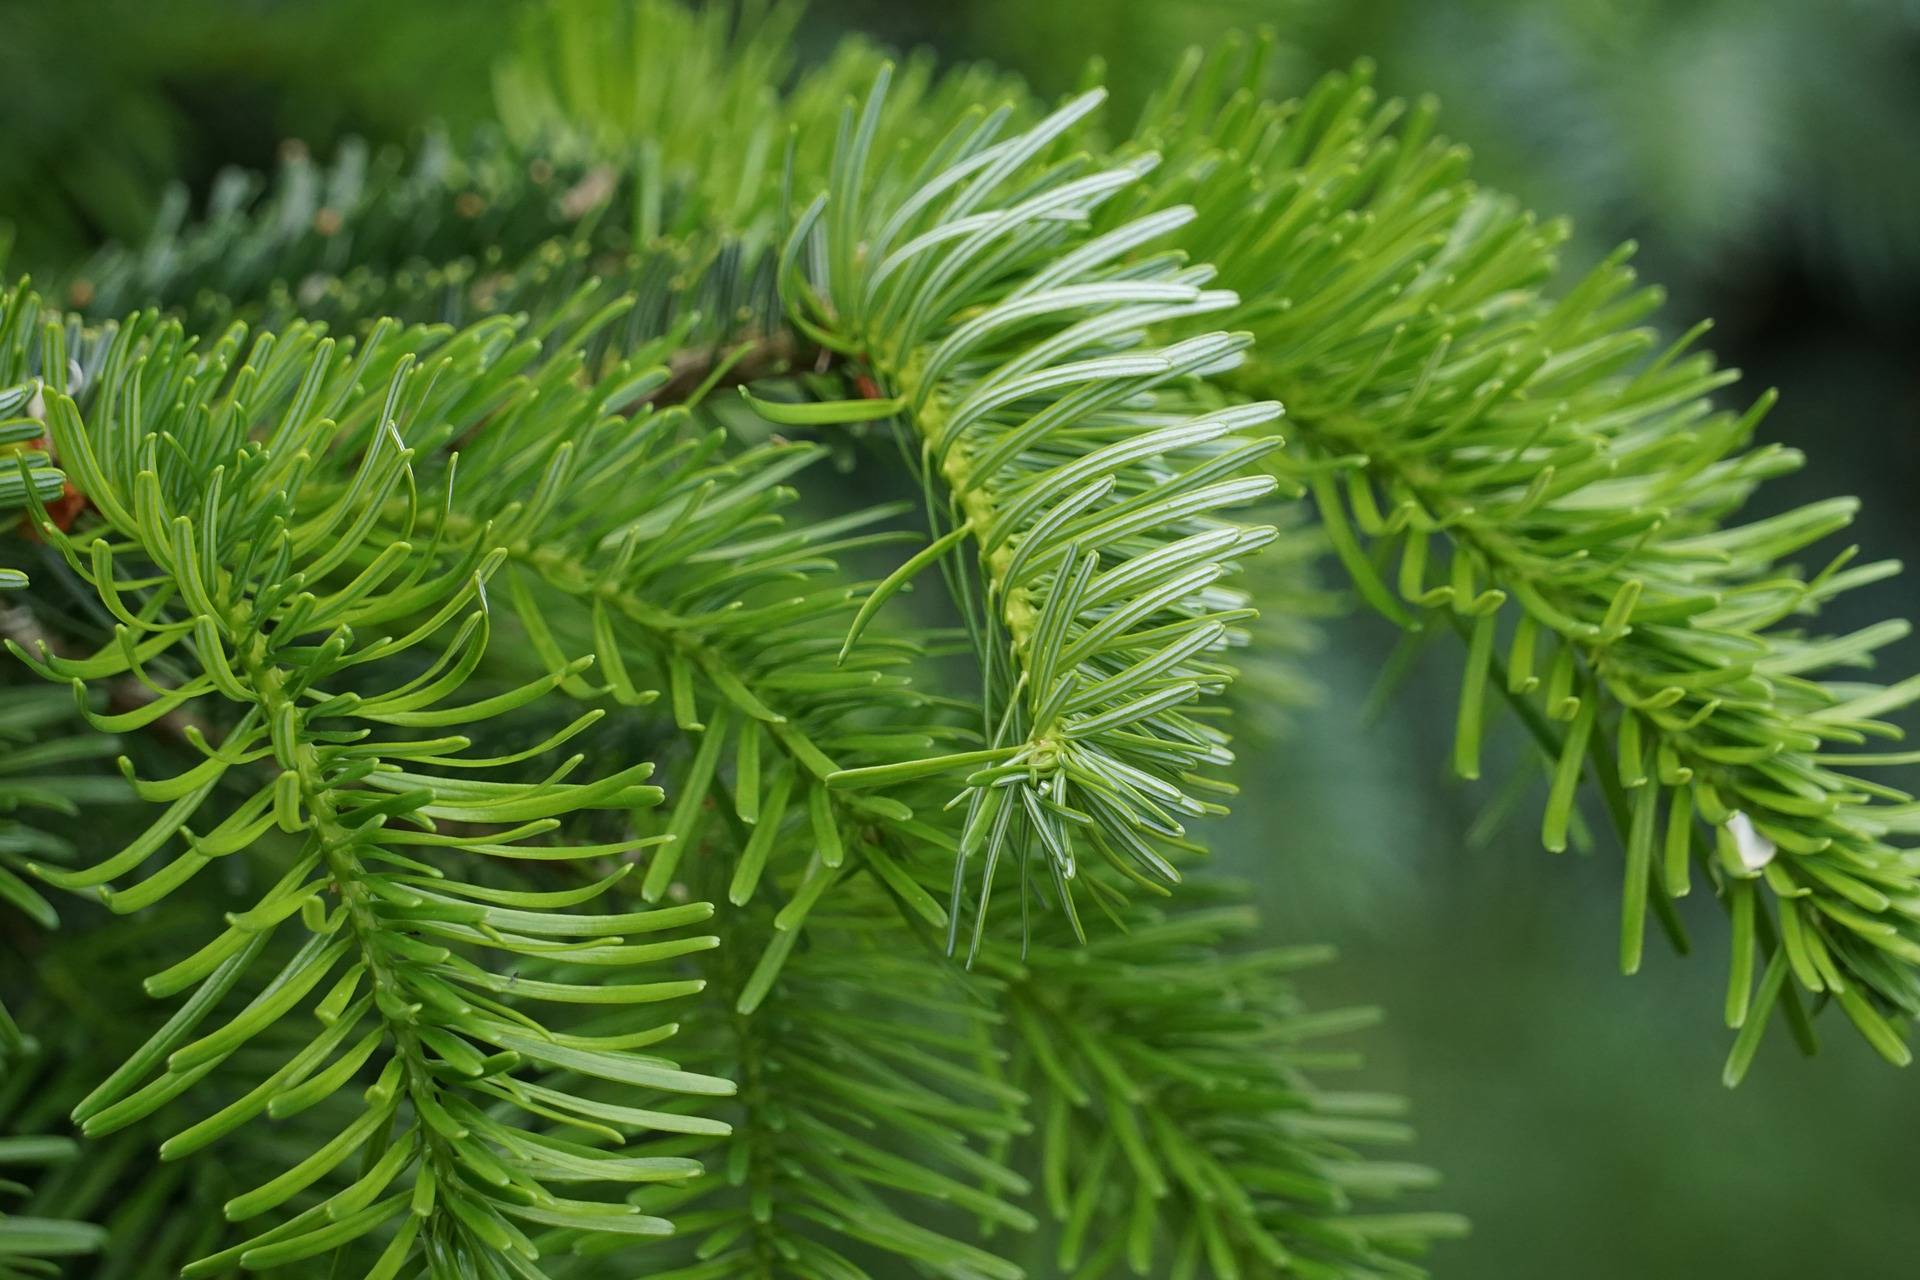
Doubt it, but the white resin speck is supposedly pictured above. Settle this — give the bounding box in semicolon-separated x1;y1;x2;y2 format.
1727;810;1776;872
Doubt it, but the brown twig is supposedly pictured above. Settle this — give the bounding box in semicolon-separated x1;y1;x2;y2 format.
652;330;825;407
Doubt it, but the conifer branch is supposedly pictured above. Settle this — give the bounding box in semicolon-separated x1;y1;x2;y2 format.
3;290;737;1274
985;890;1467;1278
1113;47;1920;1065
777;79;1282;951
16;5;1904;1276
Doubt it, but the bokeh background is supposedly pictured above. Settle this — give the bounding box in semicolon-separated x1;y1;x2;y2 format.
5;1;1918;1275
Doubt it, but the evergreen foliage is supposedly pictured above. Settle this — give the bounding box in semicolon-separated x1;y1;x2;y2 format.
1;2;1911;1275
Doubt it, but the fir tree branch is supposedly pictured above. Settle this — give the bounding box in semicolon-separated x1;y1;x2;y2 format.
778;78;1282;949
984;888;1466;1278
1115;47;1920;1065
628;882;1032;1280
4;288;737;1275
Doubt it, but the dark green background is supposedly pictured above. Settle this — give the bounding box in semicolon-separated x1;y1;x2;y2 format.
6;1;1918;1274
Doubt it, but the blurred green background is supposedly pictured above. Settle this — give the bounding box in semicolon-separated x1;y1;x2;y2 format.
5;0;1918;1274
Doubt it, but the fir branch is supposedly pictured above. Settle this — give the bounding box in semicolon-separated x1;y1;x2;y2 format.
986;889;1466;1279
62;131;631;329
35;5;1920;1275
0;302;118;1273
4;288;737;1275
1121;47;1920;1066
320;291;954;1011
3;914;344;1278
626;884;1032;1280
778;78;1283;948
